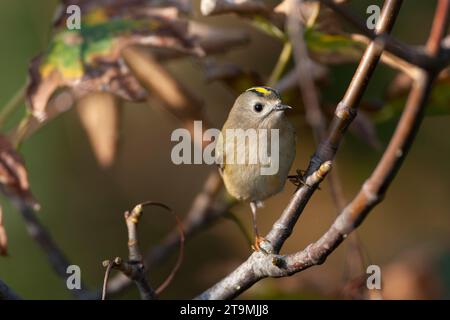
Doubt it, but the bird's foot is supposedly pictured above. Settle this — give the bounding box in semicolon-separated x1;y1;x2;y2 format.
251;236;272;254
288;169;306;188
288;169;319;191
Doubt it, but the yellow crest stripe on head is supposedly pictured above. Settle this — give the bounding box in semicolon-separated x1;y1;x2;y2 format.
247;86;271;96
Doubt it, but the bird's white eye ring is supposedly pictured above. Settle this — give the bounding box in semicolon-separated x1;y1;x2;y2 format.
254;103;264;112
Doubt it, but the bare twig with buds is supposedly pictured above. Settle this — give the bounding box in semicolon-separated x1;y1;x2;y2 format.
100;172;231;298
101;202;185;300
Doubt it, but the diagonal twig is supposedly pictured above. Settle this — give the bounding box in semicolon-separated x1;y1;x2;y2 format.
101;201;187;300
102;202;159;300
317;0;448;71
269;0;403;253
305;0;402;177
101;171;230;298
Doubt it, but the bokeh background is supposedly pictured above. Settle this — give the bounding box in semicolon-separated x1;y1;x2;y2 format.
0;0;450;299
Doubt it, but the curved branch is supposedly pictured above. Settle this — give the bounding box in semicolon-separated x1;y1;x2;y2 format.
317;0;447;71
306;0;403;175
287;0;363;282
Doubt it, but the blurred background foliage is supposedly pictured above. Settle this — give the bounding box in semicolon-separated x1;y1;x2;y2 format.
0;0;450;299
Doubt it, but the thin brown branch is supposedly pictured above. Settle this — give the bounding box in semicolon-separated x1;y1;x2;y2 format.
101;201;189;300
102;255;156;300
426;0;450;57
101;260;114;300
287;0;363;281
102;171;230;298
271;70;438;278
287;2;327;143
19;206;90;299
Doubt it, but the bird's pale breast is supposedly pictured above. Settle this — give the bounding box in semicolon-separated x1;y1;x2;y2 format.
220;116;296;202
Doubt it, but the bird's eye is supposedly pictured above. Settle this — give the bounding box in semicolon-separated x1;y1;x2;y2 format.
254;103;264;113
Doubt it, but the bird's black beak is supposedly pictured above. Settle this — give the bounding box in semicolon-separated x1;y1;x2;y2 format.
274;104;292;111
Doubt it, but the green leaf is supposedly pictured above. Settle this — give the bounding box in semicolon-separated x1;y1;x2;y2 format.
40;9;159;80
304;28;364;62
27;3;200;120
250;16;287;41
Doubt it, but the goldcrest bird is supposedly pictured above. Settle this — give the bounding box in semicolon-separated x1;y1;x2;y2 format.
215;86;296;252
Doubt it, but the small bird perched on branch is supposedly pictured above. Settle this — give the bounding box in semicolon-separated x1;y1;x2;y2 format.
215;86;296;252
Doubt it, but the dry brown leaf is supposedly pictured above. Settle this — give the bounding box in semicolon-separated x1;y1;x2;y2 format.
0;135;39;212
77;92;120;168
121;46;204;121
0;207;7;256
121;46;212;150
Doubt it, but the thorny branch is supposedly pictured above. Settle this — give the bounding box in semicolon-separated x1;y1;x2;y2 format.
317;0;450;72
306;0;402;175
19;206;91;299
196;0;450;300
287;0;346;210
102;171;232;298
